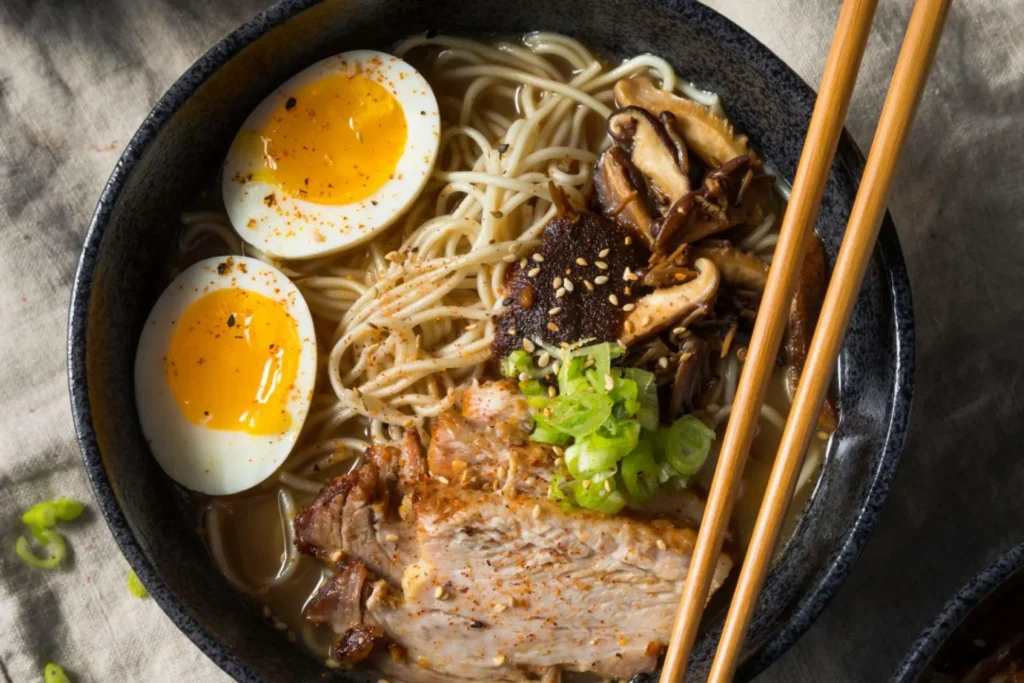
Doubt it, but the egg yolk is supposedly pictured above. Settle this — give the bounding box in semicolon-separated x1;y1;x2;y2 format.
166;288;300;435
252;70;408;206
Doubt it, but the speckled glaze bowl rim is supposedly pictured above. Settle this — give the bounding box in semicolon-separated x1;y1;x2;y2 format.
67;0;915;680
891;539;1024;683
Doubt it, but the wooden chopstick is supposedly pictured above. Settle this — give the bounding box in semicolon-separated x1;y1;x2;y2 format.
658;1;880;680
706;1;952;680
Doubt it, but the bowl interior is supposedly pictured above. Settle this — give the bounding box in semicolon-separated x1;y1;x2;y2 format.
69;0;913;680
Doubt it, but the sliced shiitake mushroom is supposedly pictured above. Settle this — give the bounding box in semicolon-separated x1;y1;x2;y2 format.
594;146;655;247
607;106;690;209
784;232;839;431
653;155;774;251
668;335;711;419
614;75;756;167
620;257;720;346
691;241;769;292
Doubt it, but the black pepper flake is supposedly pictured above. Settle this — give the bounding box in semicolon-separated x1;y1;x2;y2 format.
501;296;513;307
227;314;236;328
264;193;276;207
285;97;297;110
425;28;438;39
469;620;485;629
497;143;509;157
217;263;227;275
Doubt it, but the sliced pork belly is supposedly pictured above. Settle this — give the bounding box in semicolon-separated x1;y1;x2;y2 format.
294;382;733;681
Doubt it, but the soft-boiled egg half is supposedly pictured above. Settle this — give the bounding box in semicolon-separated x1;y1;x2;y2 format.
135;256;317;495
222;50;440;259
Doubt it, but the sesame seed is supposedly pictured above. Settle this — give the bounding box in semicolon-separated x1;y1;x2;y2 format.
564;279;574;292
595;261;608;270
538;352;551;367
325;659;340;669
502;254;516;263
519;257;527;268
624;320;635;333
583;279;594;291
494;603;507;613
604;374;614;391
555;288;566;299
672;326;688;336
625;236;633;245
385;534;399;542
493;654;506;666
492;210;504;218
608;294;619;305
582;479;592;489
532;253;545;263
599;248;610;258
507;328;517;335
434;586;445;599
554;457;565;467
508;242;521;253
522;338;536;353
547;307;561;316
518;372;530;382
594;275;608;285
527;267;541;277
548;385;557;398
658;356;669;368
436;475;450;484
622;303;635;312
502;296;513;307
817;430;830;440
547;321;560;332
625;286;632;295
576;257;588;266
553;276;563;288
604;479;613;492
465;323;478;331
656;539;668;550
532;504;541;519
551;360;561;373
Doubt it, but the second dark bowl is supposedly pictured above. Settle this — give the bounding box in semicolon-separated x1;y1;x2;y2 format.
68;0;915;680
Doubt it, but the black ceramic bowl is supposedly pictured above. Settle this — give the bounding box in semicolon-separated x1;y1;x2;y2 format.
67;0;914;680
892;540;1024;683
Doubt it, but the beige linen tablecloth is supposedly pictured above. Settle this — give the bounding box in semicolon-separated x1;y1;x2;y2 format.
2;1;1022;681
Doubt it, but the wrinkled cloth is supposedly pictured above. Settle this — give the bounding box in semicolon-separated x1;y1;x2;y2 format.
0;1;1021;681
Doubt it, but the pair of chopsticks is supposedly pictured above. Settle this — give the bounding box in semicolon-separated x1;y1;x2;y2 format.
660;0;952;680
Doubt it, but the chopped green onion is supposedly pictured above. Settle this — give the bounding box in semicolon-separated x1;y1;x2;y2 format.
570;419;641;476
518;379;545;397
621;442;660;502
128;569;149;598
624;368;659;431
662;415;716;476
503;349;534;378
21;498;85;529
572;471;627;514
44;663;71;683
547;473;575;510
531;424;571;445
16;528;67;570
541;392;613;438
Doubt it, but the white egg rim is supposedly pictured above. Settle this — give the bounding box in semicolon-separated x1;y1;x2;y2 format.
222;50;441;260
134;256;317;495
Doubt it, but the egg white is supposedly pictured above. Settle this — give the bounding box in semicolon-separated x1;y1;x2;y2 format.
134;256;317;495
222;50;441;260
